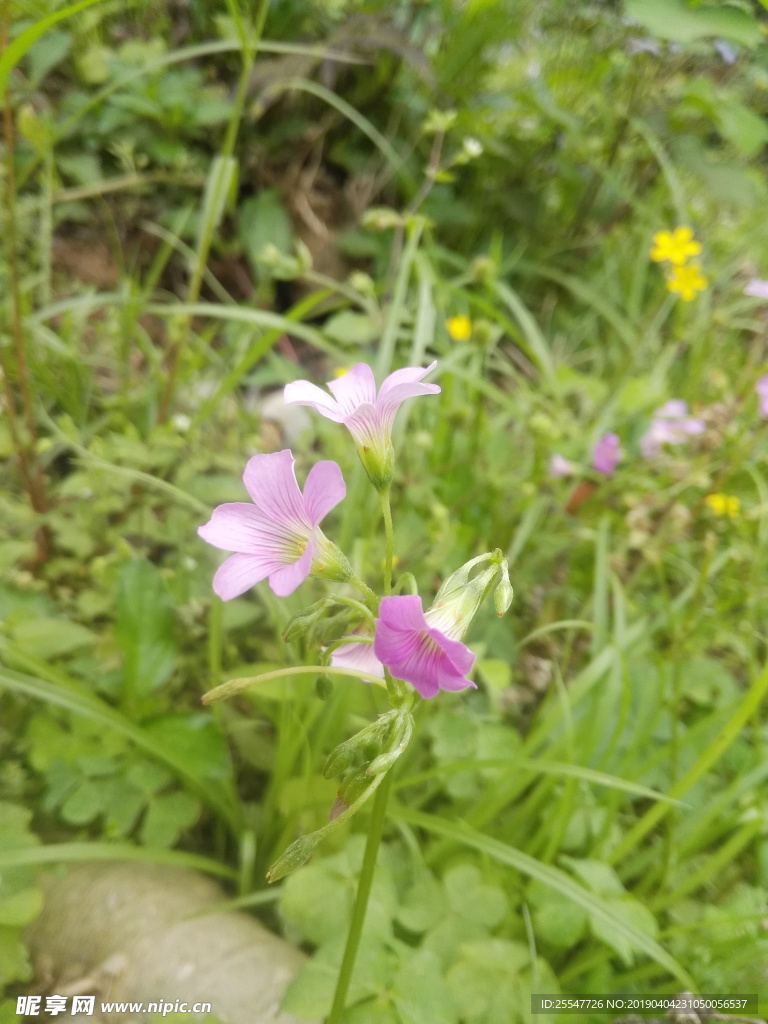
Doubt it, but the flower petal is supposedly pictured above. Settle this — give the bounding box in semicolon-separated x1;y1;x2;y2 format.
283;379;346;422
377;595;428;631
212;552;284;600
327;363;377;417
198;503;291;554
269;540;314;597
331;640;384;680
376;362;440;432
242;450;311;531
426;627;476;677
302;460;346;525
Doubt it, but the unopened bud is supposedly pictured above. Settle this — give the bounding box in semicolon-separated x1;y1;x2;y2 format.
266;833;318;883
362;207;402;231
338;766;373;806
494;562;514;616
315;673;333;700
367;712;413;775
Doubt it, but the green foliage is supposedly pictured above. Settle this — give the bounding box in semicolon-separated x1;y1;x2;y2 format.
2;0;768;1016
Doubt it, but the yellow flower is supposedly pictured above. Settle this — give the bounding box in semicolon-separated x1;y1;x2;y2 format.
666;263;707;302
650;226;702;265
705;493;740;518
445;315;472;342
333;366;352;378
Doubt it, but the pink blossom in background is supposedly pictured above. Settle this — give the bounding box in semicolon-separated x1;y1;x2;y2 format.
373;595;476;699
549;454;576;478
756;376;768;419
592;433;620;476
331;637;384;679
744;279;768;300
198;450;345;599
640;401;705;459
284;362;440;453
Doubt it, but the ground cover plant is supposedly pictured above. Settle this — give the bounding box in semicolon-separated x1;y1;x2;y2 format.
2;0;768;1020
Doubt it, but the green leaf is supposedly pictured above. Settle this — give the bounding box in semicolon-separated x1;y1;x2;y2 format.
115;560;177;702
393;806;693;986
280;861;352;947
591;897;659;965
238;189;293;272
0;888;43;928
323;311;378;346
624;0;763;46
443;864;509;928
561;857;626;896
397;869;447;934
10;617;97;660
533;899;587;948
60;780;106;825
142;715;231;782
140;791;199;848
0;926;31;987
446;940;531;1024
26;29;71;86
393;948;459;1024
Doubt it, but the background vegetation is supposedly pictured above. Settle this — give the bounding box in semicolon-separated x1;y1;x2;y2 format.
2;0;768;1020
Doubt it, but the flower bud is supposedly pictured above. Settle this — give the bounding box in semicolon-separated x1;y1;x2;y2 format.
315;673;333;700
367;712;413;775
494;562;514;616
426;549;512;640
282;598;340;642
323;710;398;779
266;833;318;883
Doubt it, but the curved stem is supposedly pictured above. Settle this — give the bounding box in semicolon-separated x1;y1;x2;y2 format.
380;487;394;597
327;769;393;1024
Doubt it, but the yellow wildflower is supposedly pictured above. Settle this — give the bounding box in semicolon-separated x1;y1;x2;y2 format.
650;226;701;265
445;315;472;342
667;264;707;302
705;493;740;518
333;366;352;378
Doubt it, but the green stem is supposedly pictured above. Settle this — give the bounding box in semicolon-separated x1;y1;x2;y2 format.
327;770;393;1024
380;487;394;597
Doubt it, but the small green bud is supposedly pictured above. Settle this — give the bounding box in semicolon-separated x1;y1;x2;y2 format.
311;532;354;583
494;561;514;616
315;673;333;700
266;833;318;883
367;712;413;775
283;598;338;642
338;765;374;806
323;710;398;779
362;207;402;231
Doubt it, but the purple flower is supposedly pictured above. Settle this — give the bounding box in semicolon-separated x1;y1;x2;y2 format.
549;454;576;478
640;401;705;460
592;433;620;476
284;362;440;488
756;375;768;419
198;450;346;600
373;595;476;699
744;279;768;300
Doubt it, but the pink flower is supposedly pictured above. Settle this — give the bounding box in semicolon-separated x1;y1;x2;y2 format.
373;595;476;699
284;362;440;488
198;450;346;600
756;375;768;418
592;433;620;476
549;454;576;478
640;401;705;459
744;279;768;300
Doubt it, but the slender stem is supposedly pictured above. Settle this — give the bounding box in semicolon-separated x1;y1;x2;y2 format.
327;770;393;1024
380;487;394;597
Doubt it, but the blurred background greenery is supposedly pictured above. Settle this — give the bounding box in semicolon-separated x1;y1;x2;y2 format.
2;0;768;1019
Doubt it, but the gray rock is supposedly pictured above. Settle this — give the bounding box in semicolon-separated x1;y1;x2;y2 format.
25;862;316;1024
